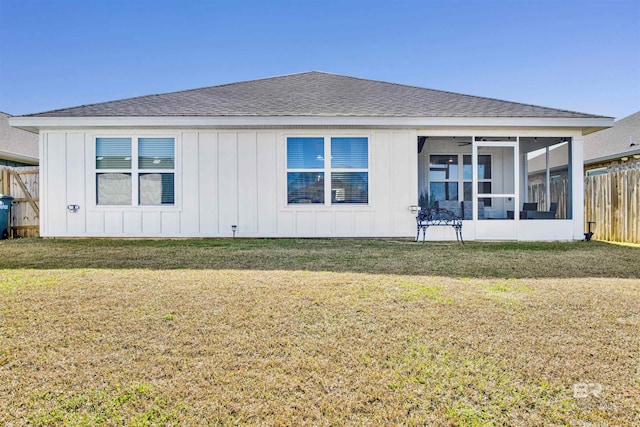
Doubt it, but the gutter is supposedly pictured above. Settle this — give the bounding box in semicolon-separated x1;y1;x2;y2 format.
9;115;614;133
585;148;640;165
0;149;38;165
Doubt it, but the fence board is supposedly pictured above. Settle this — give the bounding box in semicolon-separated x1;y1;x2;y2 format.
585;167;640;243
0;166;40;238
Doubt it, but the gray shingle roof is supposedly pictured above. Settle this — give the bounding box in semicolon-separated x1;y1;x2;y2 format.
0;111;39;161
584;111;640;163
25;71;608;119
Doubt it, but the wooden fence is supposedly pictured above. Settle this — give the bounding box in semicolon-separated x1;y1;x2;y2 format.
0;166;40;238
585;167;640;244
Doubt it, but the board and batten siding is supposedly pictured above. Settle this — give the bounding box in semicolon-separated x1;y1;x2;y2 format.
39;130;418;238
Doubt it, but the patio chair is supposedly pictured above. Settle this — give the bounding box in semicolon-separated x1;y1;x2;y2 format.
520;202;538;219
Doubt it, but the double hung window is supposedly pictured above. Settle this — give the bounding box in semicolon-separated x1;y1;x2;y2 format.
96;137;175;206
287;136;368;205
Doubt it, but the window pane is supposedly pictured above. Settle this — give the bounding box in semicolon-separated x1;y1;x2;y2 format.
139;173;175;205
96;138;131;169
463;155;491;180
139;138;175;169
287;137;324;169
287;172;324;204
477;182;492;195
430;182;458;201
478;182;492;207
96;173;131;205
331;137;368;168
331;172;368;204
429;155;458;180
463;182;492;207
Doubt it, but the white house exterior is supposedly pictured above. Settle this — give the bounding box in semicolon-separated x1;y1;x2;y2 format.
10;72;613;240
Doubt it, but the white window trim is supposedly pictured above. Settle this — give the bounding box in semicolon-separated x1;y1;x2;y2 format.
427;152;494;204
586;167;607;177
91;134;181;211
285;134;370;207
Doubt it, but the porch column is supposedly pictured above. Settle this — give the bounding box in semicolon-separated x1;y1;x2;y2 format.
545;147;551;210
570;136;585;240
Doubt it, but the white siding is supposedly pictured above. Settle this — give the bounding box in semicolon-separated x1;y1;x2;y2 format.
38;127;583;240
180;132;200;235
237;132;258;236
218;132;238;236
45;133;67;234
198;133;218;234
65;133;86;235
256;132;277;235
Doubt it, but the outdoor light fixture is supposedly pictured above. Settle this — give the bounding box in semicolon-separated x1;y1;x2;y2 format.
231;224;237;238
621;157;629;161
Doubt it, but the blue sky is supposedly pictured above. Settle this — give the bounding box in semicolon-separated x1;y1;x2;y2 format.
0;0;638;119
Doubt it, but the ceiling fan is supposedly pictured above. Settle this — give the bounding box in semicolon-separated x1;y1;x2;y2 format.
455;137;471;146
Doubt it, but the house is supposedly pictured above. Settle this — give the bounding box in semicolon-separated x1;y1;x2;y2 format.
0;112;38;167
9;72;613;240
584;110;640;174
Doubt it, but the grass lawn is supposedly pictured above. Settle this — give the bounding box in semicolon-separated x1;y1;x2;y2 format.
1;238;639;425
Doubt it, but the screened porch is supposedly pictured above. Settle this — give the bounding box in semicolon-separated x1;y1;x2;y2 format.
417;136;574;236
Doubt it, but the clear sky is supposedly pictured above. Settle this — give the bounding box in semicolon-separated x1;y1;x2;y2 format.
0;0;638;119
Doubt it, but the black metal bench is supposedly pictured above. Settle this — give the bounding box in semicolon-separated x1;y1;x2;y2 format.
416;207;464;243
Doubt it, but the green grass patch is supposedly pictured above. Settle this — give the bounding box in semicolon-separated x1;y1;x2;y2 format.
27;384;177;426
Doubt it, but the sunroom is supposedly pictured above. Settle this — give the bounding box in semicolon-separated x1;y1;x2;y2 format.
417;134;576;241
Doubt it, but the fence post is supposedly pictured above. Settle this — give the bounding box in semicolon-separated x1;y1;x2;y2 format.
1;167;9;195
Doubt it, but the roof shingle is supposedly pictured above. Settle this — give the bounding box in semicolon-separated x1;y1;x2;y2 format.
25;71;608;119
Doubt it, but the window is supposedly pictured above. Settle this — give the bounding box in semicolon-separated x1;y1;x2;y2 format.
586;167;607;177
429;154;492;206
287;136;368;205
429;155;458;202
96;137;175;206
463;155;492;207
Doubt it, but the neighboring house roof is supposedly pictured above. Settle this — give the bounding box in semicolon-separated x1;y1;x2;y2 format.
24;71;607;119
0;111;38;164
584;111;640;164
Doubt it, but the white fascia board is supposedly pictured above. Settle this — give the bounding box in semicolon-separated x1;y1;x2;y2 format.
9;115;614;132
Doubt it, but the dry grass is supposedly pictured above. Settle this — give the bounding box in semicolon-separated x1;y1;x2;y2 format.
0;239;639;425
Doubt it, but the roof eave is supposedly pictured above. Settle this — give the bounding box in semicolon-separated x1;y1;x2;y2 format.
9;115;614;133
